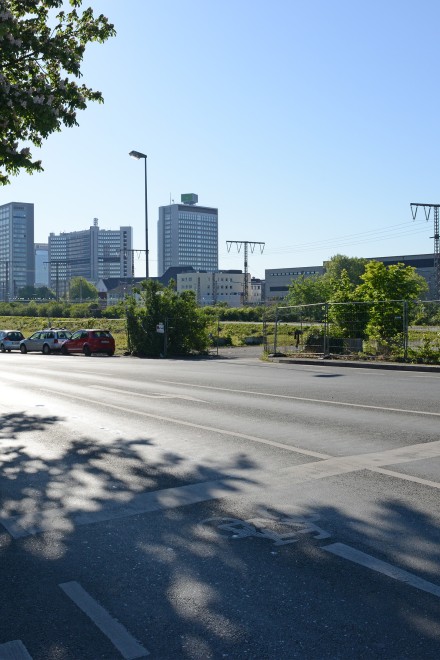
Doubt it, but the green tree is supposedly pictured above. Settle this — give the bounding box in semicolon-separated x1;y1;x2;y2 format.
328;269;369;338
356;261;428;342
69;276;98;301
0;0;115;185
18;285;56;299
126;279;209;357
324;254;367;286
285;275;332;306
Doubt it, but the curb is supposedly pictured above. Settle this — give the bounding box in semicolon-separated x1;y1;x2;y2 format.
267;357;440;373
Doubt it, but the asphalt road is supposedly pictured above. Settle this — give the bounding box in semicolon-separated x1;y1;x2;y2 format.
1;350;440;659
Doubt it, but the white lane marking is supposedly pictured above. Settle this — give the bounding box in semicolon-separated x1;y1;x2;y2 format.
372;467;440;489
60;581;148;659
92;385;207;403
41;388;329;459
0;640;33;659
280;440;440;487
324;543;440;598
159;380;440;417
1;480;239;539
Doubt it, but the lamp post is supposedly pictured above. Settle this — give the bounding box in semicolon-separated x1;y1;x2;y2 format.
129;150;149;280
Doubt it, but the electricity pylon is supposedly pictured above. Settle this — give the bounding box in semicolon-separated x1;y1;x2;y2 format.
410;203;440;299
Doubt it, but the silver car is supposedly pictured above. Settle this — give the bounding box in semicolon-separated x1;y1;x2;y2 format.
20;329;72;354
0;330;25;352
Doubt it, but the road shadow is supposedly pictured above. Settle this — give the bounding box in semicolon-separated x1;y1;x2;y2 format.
1;412;440;658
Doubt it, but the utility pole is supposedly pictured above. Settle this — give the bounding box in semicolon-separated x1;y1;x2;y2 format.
45;260;70;301
118;249;145;279
410;203;440;298
226;241;265;304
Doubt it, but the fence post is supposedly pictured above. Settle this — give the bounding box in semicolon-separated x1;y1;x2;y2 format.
274;306;279;354
403;301;408;361
323;303;329;357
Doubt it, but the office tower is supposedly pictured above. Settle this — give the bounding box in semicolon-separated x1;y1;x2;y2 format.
34;243;49;286
157;194;218;276
0;202;35;301
48;220;133;295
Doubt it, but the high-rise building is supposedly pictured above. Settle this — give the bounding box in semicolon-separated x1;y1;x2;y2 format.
157;194;218;276
0;202;35;301
48;220;133;296
34;243;49;287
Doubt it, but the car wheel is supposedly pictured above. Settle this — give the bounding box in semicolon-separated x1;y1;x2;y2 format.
107;350;114;357
0;344;5;353
20;344;27;354
42;344;51;355
61;345;68;355
83;345;92;356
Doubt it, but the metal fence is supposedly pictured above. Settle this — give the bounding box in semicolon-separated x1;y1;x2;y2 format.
263;300;440;362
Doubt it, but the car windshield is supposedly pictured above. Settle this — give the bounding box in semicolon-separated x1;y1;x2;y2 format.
92;331;112;338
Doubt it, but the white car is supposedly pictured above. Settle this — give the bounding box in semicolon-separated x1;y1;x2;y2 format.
19;329;72;354
0;330;25;352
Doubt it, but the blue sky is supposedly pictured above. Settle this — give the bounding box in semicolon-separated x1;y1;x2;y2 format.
3;0;440;278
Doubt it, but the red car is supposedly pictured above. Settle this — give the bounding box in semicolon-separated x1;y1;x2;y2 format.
61;329;115;356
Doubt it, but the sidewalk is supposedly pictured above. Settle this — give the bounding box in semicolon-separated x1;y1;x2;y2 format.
268;354;440;373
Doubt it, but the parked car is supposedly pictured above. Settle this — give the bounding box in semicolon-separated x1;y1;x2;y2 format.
61;329;115;356
0;330;25;352
20;328;73;354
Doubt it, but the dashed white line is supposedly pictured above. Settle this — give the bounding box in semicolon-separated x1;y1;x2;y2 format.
324;543;440;598
159;380;440;416
60;581;149;659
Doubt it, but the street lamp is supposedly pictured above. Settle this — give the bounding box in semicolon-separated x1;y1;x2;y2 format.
129;150;149;280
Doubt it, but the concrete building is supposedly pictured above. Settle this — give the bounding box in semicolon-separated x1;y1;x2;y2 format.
265;265;325;303
48;220;133;296
0;202;35;301
265;253;437;303
177;270;262;307
34;243;48;287
157;194;218;276
249;277;263;305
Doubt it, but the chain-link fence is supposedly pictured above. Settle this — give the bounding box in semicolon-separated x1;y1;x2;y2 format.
263;300;440;363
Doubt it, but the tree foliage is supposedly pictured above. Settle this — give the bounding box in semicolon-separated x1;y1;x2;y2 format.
284;275;332;307
18;284;55;299
356;261;428;342
69;276;98;301
125;279;210;357
0;0;115;184
324;254;367;286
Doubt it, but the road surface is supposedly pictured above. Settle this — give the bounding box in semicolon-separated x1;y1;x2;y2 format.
0;351;439;659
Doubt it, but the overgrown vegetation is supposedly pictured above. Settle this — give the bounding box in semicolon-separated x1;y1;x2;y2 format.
125;280;209;357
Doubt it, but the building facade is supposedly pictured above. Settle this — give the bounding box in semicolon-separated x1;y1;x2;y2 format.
177;270;262;307
0;202;35;301
265;265;325;303
265;253;437;303
157;194;218;276
48;220;133;296
34;243;49;287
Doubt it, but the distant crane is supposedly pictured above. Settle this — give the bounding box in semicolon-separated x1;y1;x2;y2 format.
226;240;265;304
410;203;440;298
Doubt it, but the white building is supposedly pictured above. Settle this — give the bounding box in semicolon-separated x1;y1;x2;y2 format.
177;270;261;307
157;194;218;276
48;219;133;296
